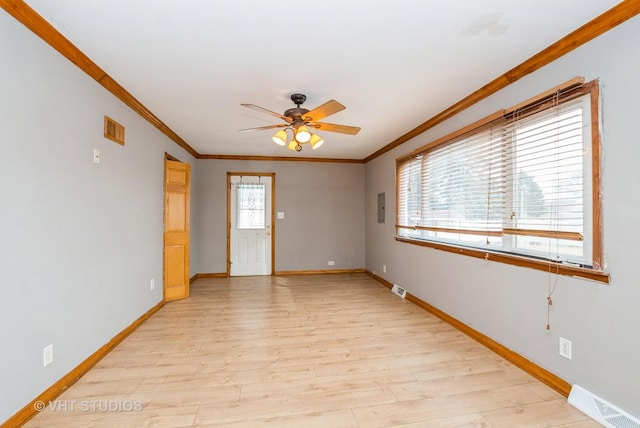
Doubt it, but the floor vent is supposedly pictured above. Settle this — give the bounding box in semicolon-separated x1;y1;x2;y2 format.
391;284;406;299
568;385;640;428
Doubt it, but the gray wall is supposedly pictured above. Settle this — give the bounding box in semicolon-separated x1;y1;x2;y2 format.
365;16;640;417
0;13;198;421
195;159;366;273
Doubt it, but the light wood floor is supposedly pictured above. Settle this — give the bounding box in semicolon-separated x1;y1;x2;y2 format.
25;273;598;427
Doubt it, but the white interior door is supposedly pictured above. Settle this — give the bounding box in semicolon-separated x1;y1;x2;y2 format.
230;175;272;276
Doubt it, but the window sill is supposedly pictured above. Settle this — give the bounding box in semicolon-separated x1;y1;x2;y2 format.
395;236;610;284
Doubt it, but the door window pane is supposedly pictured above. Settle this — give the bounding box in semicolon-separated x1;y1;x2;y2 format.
237;183;265;229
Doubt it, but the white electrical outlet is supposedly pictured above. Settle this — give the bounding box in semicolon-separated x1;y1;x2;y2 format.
150;278;155;290
93;149;100;164
328;260;335;266
383;264;387;273
559;337;572;360
43;344;53;367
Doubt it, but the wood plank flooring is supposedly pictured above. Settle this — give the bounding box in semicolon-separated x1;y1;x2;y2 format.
25;273;598;427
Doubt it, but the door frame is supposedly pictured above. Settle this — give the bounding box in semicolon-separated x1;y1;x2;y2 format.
226;172;276;276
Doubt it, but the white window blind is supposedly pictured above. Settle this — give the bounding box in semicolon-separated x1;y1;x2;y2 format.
421;127;503;238
397;90;595;267
504;97;591;261
397;156;421;228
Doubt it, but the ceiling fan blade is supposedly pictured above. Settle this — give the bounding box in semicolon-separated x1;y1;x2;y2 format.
239;124;288;132
241;104;292;122
302;100;345;121
311;122;361;135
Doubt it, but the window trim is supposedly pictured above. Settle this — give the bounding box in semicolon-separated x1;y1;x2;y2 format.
395;78;608;284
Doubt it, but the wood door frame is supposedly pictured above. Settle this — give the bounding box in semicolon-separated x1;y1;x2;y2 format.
227;172;276;276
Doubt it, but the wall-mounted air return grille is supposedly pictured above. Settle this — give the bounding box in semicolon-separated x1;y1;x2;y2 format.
104;115;125;145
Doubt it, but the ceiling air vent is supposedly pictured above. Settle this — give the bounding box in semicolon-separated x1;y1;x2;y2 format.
104;115;125;145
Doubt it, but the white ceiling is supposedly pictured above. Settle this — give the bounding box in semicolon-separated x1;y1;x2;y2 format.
24;0;621;160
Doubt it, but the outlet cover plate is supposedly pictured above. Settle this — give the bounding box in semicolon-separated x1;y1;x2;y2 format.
559;337;572;360
43;344;53;367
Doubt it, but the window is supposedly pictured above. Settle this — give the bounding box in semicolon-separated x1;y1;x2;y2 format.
396;80;605;280
236;183;266;229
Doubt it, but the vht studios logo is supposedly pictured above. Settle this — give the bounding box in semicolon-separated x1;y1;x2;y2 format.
34;400;143;412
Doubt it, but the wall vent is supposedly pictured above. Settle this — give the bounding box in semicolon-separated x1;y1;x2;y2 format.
568;385;640;428
104;115;125;145
391;284;406;299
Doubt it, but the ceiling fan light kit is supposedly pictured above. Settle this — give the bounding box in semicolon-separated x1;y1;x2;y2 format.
309;133;324;150
287;139;300;152
272;129;287;146
294;125;311;143
240;93;360;152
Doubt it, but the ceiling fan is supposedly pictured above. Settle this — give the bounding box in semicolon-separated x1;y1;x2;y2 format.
240;93;360;152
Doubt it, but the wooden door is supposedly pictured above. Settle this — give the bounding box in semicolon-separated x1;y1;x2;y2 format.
164;159;190;301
